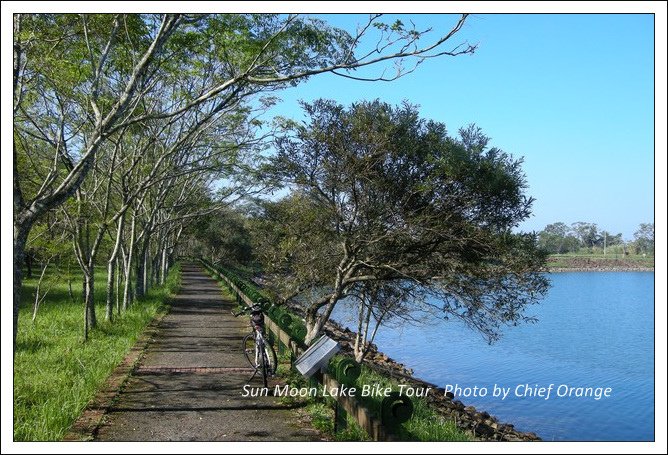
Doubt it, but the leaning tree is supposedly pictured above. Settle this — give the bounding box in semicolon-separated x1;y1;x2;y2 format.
258;99;549;344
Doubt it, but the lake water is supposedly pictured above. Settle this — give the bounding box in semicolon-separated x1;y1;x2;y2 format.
332;272;654;441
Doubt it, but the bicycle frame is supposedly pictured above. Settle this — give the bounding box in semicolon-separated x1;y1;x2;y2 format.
253;328;267;369
237;304;277;388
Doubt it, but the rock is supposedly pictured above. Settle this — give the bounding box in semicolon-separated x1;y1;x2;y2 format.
476;424;495;438
505;435;524;442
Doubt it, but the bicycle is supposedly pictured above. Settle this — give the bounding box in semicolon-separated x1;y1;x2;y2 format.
233;303;278;388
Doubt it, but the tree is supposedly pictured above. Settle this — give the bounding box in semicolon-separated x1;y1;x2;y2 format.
187;208;254;266
538;222;570;254
23;215;74;322
538;222;589;254
13;13;184;347
348;281;424;362
571;222;601;251
260;99;549;344
600;231;622;246
14;13;476;348
598;230;623;255
633;223;654;255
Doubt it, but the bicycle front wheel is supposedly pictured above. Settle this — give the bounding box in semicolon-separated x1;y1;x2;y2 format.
263;341;278;376
243;333;278;374
242;333;259;369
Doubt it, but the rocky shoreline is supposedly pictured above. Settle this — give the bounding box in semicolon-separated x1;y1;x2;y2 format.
280;299;541;441
322;319;541;442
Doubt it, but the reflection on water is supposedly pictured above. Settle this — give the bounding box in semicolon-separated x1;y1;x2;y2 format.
332;272;654;441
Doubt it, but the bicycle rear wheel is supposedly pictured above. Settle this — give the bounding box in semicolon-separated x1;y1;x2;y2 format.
260;338;279;387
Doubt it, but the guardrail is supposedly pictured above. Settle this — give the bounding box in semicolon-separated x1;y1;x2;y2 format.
198;258;403;441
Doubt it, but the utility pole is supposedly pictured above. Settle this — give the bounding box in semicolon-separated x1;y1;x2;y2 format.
603;231;607;256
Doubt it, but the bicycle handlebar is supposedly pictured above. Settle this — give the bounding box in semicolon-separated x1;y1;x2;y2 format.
232;304;265;317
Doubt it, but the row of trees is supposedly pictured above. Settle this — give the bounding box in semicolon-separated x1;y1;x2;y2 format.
13;13;477;349
537;222;655;255
187;100;550;356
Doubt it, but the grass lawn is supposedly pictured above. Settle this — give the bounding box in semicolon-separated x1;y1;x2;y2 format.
274;361;471;442
352;364;471;441
13;264;180;441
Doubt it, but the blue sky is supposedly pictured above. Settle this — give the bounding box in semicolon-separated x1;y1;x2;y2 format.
264;13;655;239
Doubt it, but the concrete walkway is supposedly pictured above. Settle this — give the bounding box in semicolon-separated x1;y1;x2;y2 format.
95;263;322;442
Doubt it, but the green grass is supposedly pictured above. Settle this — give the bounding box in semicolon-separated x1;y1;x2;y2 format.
13;263;181;441
272;356;470;442
350;365;472;441
402;398;471;441
273;366;371;441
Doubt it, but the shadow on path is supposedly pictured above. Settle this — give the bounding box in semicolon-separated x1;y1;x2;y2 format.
94;263;321;442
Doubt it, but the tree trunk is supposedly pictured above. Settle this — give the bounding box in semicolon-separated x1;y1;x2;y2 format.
135;239;148;299
115;258;121;315
32;260;50;322
123;215;137;310
160;244;167;285
353;294;366;362
83;265;97;331
13;221;31;350
145;245;151;292
155;247;161;285
105;257;115;321
123;254;133;310
305;295;340;345
83;296;89;342
106;214;125;321
149;249;160;287
135;254;144;299
304;307;320;346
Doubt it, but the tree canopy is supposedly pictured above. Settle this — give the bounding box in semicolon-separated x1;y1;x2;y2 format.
253;99;549;343
13;12;476;349
633;223;655;255
536;221;651;255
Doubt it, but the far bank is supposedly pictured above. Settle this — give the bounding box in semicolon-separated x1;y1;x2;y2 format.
546;254;654;272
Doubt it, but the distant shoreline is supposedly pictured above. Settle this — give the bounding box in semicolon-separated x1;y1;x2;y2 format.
548;267;654;273
546;255;654;273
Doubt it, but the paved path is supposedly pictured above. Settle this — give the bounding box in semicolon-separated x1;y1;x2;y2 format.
95;263;322;442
